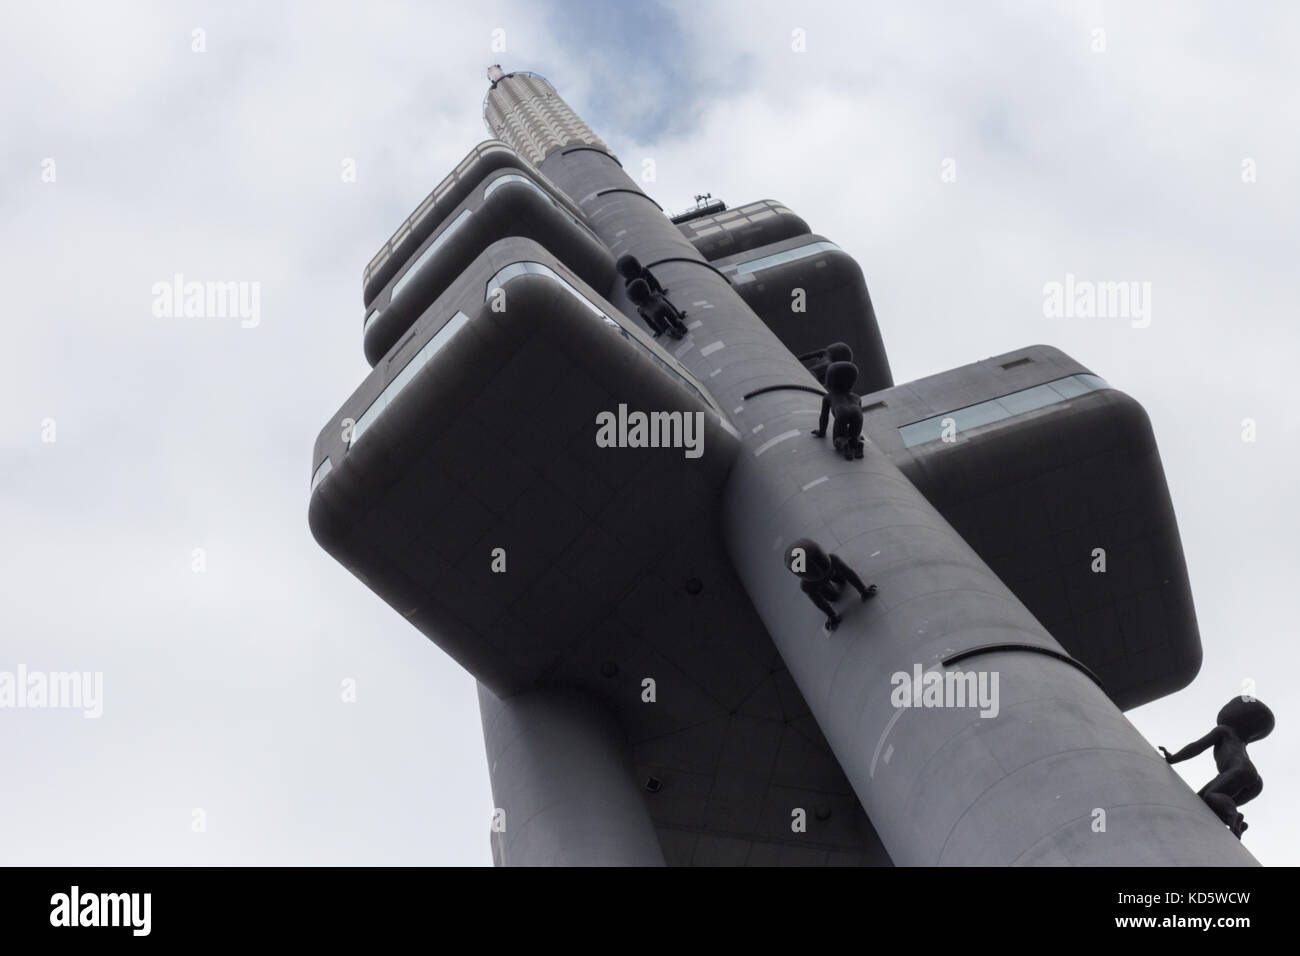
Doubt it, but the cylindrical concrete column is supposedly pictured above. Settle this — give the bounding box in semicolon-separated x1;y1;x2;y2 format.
488;74;1257;866
534;151;1253;868
477;684;665;867
722;426;1257;865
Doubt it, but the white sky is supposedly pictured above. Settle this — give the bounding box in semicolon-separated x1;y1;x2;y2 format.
1;0;1296;865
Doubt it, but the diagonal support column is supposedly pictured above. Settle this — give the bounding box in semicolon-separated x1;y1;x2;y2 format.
486;69;1258;866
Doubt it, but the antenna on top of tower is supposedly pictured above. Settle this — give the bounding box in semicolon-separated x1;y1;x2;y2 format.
669;192;727;225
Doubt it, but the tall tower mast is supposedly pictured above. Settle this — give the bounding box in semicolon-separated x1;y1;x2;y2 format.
309;68;1258;866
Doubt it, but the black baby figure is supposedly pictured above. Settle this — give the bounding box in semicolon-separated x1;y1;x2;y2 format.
811;361;865;460
798;341;852;385
1159;697;1273;839
627;277;688;339
616;254;668;296
785;538;877;632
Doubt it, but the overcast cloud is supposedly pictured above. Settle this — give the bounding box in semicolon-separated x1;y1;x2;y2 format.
1;0;1296;866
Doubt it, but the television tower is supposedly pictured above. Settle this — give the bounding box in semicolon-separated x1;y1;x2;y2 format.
309;68;1258;866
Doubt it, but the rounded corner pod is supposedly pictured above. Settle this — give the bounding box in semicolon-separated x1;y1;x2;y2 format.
307;479;346;554
1176;637;1205;691
1092;385;1158;445
816;244;869;280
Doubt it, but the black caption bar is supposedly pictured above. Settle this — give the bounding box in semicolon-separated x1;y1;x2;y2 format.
0;866;1278;942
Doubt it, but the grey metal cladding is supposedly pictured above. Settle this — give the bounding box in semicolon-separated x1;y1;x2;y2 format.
309;67;1253;867
720;235;892;393
679;199;811;261
363;140;523;305
361;177;614;367
316;236;606;472
845;346;1199;708
310;275;740;695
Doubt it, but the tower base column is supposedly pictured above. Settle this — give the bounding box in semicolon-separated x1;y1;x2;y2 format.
477;685;665;866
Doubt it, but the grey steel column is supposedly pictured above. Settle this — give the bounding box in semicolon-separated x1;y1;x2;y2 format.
477;684;665;867
490;72;1256;866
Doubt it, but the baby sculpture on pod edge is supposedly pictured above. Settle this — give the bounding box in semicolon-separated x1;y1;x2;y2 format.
1160;697;1273;839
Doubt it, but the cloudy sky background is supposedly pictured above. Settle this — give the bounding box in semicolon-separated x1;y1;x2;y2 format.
1;0;1296;865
